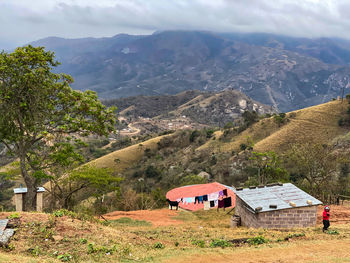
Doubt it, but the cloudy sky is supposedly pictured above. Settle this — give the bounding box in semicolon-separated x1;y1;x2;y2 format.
1;0;349;50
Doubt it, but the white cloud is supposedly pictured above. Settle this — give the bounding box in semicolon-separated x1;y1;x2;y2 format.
1;0;350;49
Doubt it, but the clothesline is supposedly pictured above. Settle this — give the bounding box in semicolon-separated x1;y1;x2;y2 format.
174;188;232;209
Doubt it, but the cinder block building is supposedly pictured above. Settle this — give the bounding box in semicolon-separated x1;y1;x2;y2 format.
234;183;322;229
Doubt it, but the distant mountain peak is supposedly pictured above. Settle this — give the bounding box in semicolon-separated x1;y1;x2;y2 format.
30;30;350;112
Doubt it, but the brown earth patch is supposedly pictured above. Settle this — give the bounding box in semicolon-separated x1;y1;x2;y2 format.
167;239;350;263
317;204;350;224
103;208;183;226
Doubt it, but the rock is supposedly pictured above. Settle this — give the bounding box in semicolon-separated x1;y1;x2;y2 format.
0;229;15;247
238;99;247;109
197;171;210;180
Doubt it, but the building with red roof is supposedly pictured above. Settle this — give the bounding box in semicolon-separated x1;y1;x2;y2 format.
166;182;236;211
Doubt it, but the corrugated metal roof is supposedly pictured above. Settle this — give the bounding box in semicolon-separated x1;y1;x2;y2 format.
13;187;45;194
235;183;322;213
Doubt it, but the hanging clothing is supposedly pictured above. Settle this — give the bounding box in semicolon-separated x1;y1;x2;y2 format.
210;200;215;208
224;197;232;208
203;195;208;201
204;201;210;210
208;192;219;201
223;189;228;196
184;197;193;204
218;199;225;208
198;196;204;204
194;196;199;204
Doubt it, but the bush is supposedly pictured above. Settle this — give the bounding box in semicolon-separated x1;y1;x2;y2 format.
224;122;234;129
192;239;205;248
210;239;231;248
206;129;215;138
145;165;162;178
190;130;200;142
57;253;73;262
247;236;268;245
7;212;20;219
240;143;247;151
327;229;339;235
274;113;287;126
153;242;165;249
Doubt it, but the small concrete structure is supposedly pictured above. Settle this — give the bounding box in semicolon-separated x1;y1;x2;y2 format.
13;187;45;212
234;183;322;229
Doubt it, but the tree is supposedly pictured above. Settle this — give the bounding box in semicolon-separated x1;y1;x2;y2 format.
286;143;339;198
48;165;121;210
248;151;288;185
0;45;116;210
0;173;15;209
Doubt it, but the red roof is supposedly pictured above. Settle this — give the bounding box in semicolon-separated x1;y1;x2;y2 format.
166;182;236;211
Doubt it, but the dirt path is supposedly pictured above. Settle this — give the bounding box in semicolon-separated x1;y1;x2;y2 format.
103;209;183;226
118;116;141;136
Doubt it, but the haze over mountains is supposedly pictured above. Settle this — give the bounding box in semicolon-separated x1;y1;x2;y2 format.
30;31;350;112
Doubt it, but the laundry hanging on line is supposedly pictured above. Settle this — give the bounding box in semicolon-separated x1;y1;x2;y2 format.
170;188;231;209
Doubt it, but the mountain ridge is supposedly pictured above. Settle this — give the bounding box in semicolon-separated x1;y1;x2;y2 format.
30;30;350;112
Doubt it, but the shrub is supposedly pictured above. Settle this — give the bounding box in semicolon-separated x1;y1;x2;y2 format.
87;243;116;254
79;238;88;244
240;143;247;151
206;129;215;138
57;253;73;262
192;239;205;248
190;130;200;142
210;239;231;248
247;236;268;245
153;242;165;249
273;113;287;126
7;212;20;219
327;230;339;235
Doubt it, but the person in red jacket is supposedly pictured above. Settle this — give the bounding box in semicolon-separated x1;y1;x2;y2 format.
323;206;330;232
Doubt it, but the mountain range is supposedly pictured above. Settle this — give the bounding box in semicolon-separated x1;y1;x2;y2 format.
30;31;350;112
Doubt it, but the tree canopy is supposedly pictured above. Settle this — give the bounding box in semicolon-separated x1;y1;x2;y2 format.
0;45;117;210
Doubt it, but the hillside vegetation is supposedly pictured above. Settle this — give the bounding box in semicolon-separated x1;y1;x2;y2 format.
105;89;274;127
202;100;349;154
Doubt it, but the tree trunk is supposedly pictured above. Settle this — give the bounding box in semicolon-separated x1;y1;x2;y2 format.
20;156;37;211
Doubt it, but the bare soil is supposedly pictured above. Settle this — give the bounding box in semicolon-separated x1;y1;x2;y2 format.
103;208;183;226
317;204;350;224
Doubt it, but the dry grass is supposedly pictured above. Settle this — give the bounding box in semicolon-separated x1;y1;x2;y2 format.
86;135;167;173
168;239;350;263
1;204;350;262
213;100;349;154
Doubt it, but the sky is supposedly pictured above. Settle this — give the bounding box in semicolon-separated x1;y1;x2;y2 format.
1;0;350;50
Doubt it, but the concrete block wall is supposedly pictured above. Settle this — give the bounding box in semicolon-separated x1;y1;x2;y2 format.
235;196;318;229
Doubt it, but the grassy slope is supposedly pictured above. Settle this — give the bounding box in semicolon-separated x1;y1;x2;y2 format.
86;135;167;172
201;100;349;154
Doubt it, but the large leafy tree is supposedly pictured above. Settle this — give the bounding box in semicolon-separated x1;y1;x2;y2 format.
0;45;116;211
248;151;288;185
286;143;340;198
